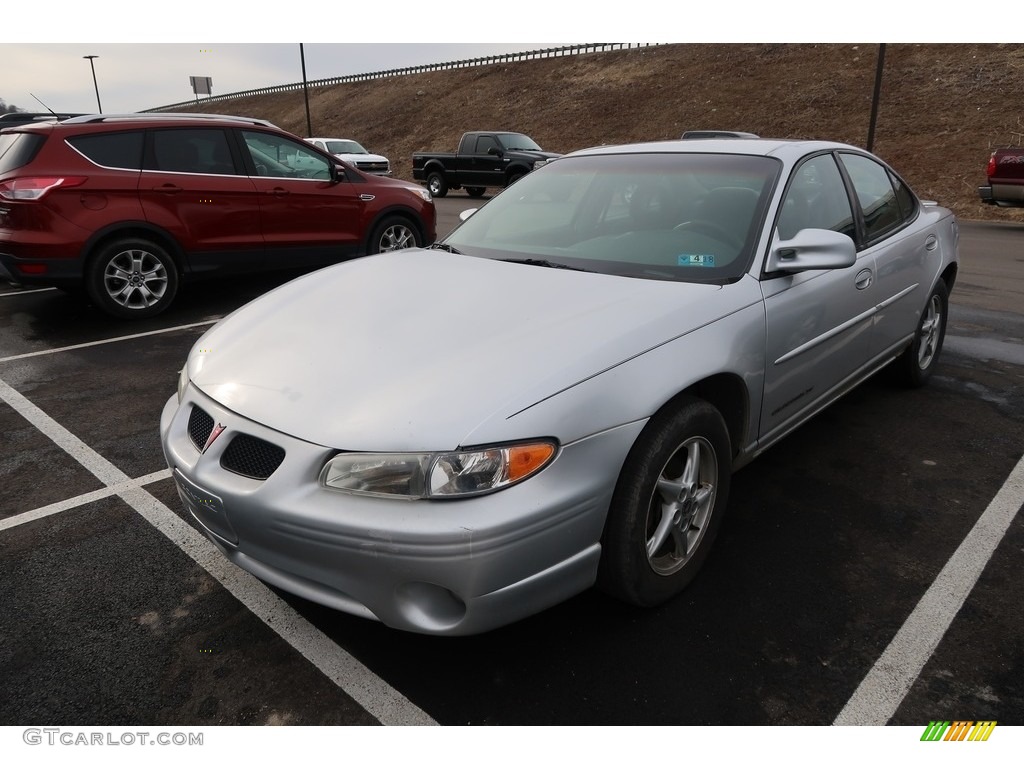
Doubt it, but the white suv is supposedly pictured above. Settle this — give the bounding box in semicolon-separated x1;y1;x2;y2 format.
305;137;391;176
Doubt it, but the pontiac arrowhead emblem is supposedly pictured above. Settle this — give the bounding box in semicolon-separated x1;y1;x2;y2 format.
202;423;227;454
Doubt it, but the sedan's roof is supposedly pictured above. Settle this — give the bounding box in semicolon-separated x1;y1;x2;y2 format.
570;138;863;162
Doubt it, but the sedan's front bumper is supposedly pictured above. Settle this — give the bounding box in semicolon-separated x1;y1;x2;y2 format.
160;387;645;635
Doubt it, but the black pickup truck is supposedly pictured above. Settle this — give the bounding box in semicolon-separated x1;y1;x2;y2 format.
412;131;560;198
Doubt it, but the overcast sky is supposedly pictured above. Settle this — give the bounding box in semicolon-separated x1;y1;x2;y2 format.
2;3;997;115
1;43;557;114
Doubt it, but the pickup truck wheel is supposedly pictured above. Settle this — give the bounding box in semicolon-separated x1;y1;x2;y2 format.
368;216;421;254
598;397;731;607
427;172;448;198
892;280;948;388
86;237;179;319
465;187;486;198
507;172;525;187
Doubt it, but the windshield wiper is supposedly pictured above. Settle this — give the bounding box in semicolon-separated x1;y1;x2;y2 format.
500;258;590;272
430;243;463;254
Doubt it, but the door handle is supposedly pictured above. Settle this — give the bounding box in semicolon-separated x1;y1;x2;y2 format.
855;268;873;290
153;184;182;194
267;188;289;197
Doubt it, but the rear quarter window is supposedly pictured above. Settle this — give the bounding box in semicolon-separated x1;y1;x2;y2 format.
0;132;46;174
67;131;144;170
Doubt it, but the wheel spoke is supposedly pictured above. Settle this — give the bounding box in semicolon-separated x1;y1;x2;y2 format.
646;502;677;558
692;484;714;513
656;476;684;504
681;441;701;488
670;524;688;555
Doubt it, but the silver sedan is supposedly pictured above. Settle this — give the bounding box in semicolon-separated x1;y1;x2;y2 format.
160;138;959;635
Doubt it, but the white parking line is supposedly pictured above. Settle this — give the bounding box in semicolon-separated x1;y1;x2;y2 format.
834;452;1024;725
0;287;57;297
0;376;436;726
0;469;170;532
0;319;219;364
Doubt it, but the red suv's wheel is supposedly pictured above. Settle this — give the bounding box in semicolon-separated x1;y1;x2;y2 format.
368;216;421;254
87;237;179;319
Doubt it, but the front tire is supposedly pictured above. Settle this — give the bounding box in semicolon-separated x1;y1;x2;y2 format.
599;397;731;607
892;280;948;388
368;216;421;254
86;237;178;319
426;171;448;198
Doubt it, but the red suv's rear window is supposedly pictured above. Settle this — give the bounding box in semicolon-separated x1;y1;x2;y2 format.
0;132;46;174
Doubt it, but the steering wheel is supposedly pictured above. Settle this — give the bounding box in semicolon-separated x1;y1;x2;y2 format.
674;219;743;249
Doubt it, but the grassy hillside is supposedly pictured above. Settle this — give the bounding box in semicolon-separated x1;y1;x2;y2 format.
177;43;1024;222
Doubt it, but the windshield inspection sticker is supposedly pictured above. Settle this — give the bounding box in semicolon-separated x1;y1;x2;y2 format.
678;254;716;266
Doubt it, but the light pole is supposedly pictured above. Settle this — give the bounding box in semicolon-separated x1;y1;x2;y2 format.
83;55;102;114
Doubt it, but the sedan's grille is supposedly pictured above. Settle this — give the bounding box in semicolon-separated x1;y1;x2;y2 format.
188;406;214;451
220;434;286;480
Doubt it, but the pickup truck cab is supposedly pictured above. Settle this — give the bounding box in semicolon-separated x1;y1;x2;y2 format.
979;147;1024;207
412;131;561;197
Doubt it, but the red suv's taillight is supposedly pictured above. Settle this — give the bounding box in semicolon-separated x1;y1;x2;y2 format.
986;153;997;179
0;176;89;201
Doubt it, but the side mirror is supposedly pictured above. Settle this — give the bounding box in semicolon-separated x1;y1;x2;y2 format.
487;147;502;157
765;228;856;273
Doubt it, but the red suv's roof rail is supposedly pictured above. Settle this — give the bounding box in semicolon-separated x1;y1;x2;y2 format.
61;113;278;128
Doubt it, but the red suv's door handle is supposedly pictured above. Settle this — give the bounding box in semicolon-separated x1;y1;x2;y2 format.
267;188;290;197
153;184;182;194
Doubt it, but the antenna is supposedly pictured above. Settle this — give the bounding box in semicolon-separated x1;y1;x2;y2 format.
30;93;57;116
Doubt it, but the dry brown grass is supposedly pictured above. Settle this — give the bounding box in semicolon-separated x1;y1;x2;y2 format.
182;43;1024;222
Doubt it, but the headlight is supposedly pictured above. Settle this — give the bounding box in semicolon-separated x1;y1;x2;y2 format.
176;364;189;403
407;185;432;202
320;440;557;499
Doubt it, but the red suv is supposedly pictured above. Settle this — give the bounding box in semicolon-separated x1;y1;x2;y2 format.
0;114;436;318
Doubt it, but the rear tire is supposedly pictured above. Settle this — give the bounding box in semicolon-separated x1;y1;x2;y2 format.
599;397;731;607
86;237;178;319
465;187;486;198
427;172;448;198
892;280;948;388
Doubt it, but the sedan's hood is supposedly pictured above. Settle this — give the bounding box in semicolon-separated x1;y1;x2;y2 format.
335;152;388;164
189;250;749;450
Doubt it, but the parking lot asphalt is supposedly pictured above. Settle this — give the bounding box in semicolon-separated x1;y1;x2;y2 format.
0;207;1021;728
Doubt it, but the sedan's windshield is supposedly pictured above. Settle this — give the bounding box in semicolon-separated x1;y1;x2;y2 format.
444;152;781;283
325;140;367;154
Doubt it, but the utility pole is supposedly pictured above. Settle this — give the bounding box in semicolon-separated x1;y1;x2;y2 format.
300;44;313;137
866;44;886;152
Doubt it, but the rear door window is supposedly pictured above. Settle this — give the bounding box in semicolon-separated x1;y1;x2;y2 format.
67;131;144;170
839;153;906;242
148;129;238;175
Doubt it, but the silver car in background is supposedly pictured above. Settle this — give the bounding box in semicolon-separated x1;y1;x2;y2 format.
160;138;959;635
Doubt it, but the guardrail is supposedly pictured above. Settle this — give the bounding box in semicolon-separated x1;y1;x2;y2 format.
146;44;657;112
